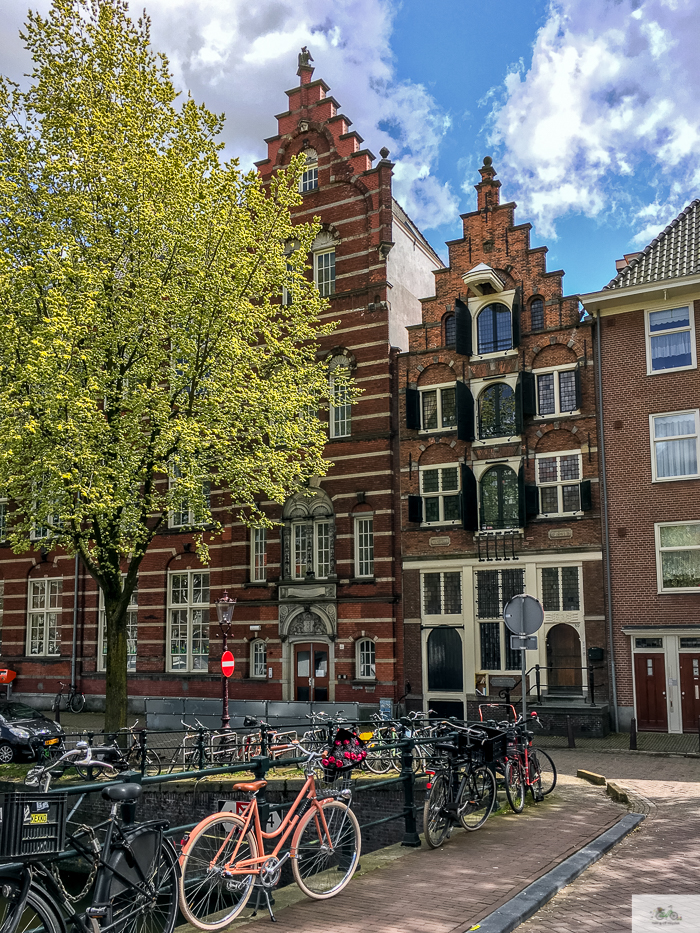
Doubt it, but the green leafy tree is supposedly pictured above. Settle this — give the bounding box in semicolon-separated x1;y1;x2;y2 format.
0;0;343;731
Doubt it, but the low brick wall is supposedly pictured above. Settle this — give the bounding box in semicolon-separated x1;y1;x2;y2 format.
466;698;610;737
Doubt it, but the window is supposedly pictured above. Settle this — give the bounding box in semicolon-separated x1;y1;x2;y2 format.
651;411;700;481
0;501;7;541
530;297;544;333
541;567;580;611
536;452;582;516
292;520;331;579
647;306;696;373
251;528;267;582
477;303;512;354
355;517;374;577
536;369;578;416
479;383;516;439
99;583;137;672
635;637;663;649
656;522;700;592
251;639;267;678
357;638;376;679
480;465;519;530
475;569;524;671
444;313;456;348
427;628;463;691
169;463;211;529
27;579;62;656
315;249;335;298
420;384;456;431
420;466;461;525
168;571;210;671
299;149;318;193
329;356;351;438
282;261;293;307
422;571;462;615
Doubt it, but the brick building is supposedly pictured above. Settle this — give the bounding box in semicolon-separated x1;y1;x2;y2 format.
581;201;700;734
2;55;442;713
399;158;607;723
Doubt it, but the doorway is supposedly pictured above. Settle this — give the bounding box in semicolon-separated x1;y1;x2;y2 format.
294;642;329;702
634;653;668;731
546;624;583;695
679;654;700;732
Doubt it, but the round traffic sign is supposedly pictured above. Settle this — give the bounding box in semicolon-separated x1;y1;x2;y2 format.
503;594;544;635
221;650;235;678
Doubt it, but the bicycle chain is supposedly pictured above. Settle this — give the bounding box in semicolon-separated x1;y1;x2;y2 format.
51;824;101;903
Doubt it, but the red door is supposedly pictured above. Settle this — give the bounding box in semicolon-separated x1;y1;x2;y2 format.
634;653;668;731
294;643;329;702
680;655;700;732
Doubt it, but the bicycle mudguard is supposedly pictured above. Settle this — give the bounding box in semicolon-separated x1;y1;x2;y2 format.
91;824;166;906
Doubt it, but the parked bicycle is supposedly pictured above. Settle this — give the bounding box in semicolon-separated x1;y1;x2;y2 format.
51;681;85;715
498;712;557;812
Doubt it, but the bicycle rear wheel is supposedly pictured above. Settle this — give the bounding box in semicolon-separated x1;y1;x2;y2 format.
459;765;496;831
69;691;85;714
423;772;450;848
178;812;258;930
0;880;63;933
292;800;361;899
531;747;557;795
504;759;525;813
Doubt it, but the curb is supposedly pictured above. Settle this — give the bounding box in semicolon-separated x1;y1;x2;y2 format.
475;813;644;933
540;746;700;759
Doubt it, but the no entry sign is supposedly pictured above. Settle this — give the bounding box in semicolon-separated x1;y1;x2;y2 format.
221;650;235;678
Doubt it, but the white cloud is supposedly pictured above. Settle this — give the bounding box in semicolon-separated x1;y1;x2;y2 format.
487;0;700;242
0;0;457;231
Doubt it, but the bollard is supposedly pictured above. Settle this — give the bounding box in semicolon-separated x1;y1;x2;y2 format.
566;715;576;749
120;770;143;825
400;736;421;847
535;665;542;705
629;717;637;751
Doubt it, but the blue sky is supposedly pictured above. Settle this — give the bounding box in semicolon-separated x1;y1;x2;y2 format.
3;0;699;295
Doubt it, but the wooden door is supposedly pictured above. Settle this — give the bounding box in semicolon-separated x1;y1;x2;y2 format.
294;643;329;702
546;624;583;695
679;655;700;732
634;653;668;731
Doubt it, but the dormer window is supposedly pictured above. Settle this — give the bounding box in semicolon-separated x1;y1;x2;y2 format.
300;149;318;193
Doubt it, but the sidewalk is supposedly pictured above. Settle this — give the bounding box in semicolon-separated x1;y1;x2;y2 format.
537;730;700;756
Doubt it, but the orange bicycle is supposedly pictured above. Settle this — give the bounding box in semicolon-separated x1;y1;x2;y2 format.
177;724;361;928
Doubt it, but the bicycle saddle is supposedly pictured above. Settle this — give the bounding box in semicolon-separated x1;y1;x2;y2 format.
102;783;143;802
434;742;457;753
231;779;267;793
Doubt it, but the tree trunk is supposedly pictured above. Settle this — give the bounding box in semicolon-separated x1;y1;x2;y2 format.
104;595;129;733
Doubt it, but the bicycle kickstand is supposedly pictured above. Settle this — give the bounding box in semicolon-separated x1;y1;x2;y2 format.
250;882;277;923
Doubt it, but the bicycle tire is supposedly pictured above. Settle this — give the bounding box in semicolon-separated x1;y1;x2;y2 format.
178;812;258;930
291;800;361;899
69;692;85;714
504;759;525;813
458;765;496;831
531;747;557;795
104;833;179;933
127;747;162;777
363;746;393;775
423;772;450;848
51;693;61;714
0;880;63;933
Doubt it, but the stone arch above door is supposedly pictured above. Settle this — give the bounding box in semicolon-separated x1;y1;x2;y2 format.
280;604;337;641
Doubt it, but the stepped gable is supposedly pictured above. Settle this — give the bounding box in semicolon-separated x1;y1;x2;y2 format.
606;199;700;289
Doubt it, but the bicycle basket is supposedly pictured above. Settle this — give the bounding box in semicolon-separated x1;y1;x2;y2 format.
0;792;67;859
315;772;353;799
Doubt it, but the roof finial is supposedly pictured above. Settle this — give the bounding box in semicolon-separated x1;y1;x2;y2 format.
297;47;315;84
475;156;501;211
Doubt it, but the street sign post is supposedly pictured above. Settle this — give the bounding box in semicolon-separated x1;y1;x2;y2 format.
503;594;544;720
221;650;235;678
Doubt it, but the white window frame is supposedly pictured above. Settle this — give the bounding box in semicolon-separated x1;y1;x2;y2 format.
419;382;457;434
356;638;376;680
468;290;519;362
655;521;700;593
250;639;267;679
26;578;62;657
291;520;331;580
251;527;267;582
645;304;697;376
329;356;351;438
354;515;374;578
169;464;211;529
533;364;579;419
535;450;583;518
98;580;137;672
314;249;335;298
299;149;318;193
167;570;210;672
419;465;461;526
649;410;700;483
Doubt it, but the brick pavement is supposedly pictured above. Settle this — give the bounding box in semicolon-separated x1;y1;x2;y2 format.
223;767;626;933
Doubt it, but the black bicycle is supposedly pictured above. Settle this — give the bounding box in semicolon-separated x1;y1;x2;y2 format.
51;681;85;715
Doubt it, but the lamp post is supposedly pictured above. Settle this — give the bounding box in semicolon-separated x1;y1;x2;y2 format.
216;591;237;730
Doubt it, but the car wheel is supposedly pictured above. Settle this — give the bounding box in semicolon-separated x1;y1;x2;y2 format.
0;742;15;764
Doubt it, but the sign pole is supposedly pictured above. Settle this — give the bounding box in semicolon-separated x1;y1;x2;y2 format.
521;626;527;722
503;593;544;724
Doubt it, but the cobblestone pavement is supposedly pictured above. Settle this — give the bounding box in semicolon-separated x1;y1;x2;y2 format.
537;730;700;755
520;749;700;933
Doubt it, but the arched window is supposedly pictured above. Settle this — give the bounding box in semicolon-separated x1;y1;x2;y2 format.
329;355;351;438
477;303;512;354
251;639;267;678
479;383;516;439
356;638;376;680
299;149;318;193
283;490;334;580
444;313;456;348
427;627;463;691
530;296;544;333
480;465;519;530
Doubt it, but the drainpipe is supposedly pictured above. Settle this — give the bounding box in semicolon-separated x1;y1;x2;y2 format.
594;311;619;732
70;552;79;688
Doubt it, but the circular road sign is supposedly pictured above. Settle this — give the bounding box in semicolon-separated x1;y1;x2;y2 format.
503;594;544;635
221;650;235;678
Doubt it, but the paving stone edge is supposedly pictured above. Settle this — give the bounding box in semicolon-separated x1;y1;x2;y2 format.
475;813;645;933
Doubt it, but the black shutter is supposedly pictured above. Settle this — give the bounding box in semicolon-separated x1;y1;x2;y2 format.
580;479;592;511
574;366;582;410
406;387;421;430
518;463;527;527
515;375;523;434
408;495;423;523
461;464;478;531
511;285;522;348
456;381;475;441
522;371;536;416
525;484;539;521
455;298;472;357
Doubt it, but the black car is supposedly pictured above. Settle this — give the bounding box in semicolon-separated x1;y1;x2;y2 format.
0;701;65;763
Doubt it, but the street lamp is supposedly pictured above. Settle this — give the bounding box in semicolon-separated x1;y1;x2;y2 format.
216;591;237;730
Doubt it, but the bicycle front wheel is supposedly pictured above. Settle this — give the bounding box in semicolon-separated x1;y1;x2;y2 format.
69;692;85;714
292;799;361;899
530;747;557;795
459;765;496;831
0;880;63;933
504;759;525;813
179;812;258;930
423;772;450;848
